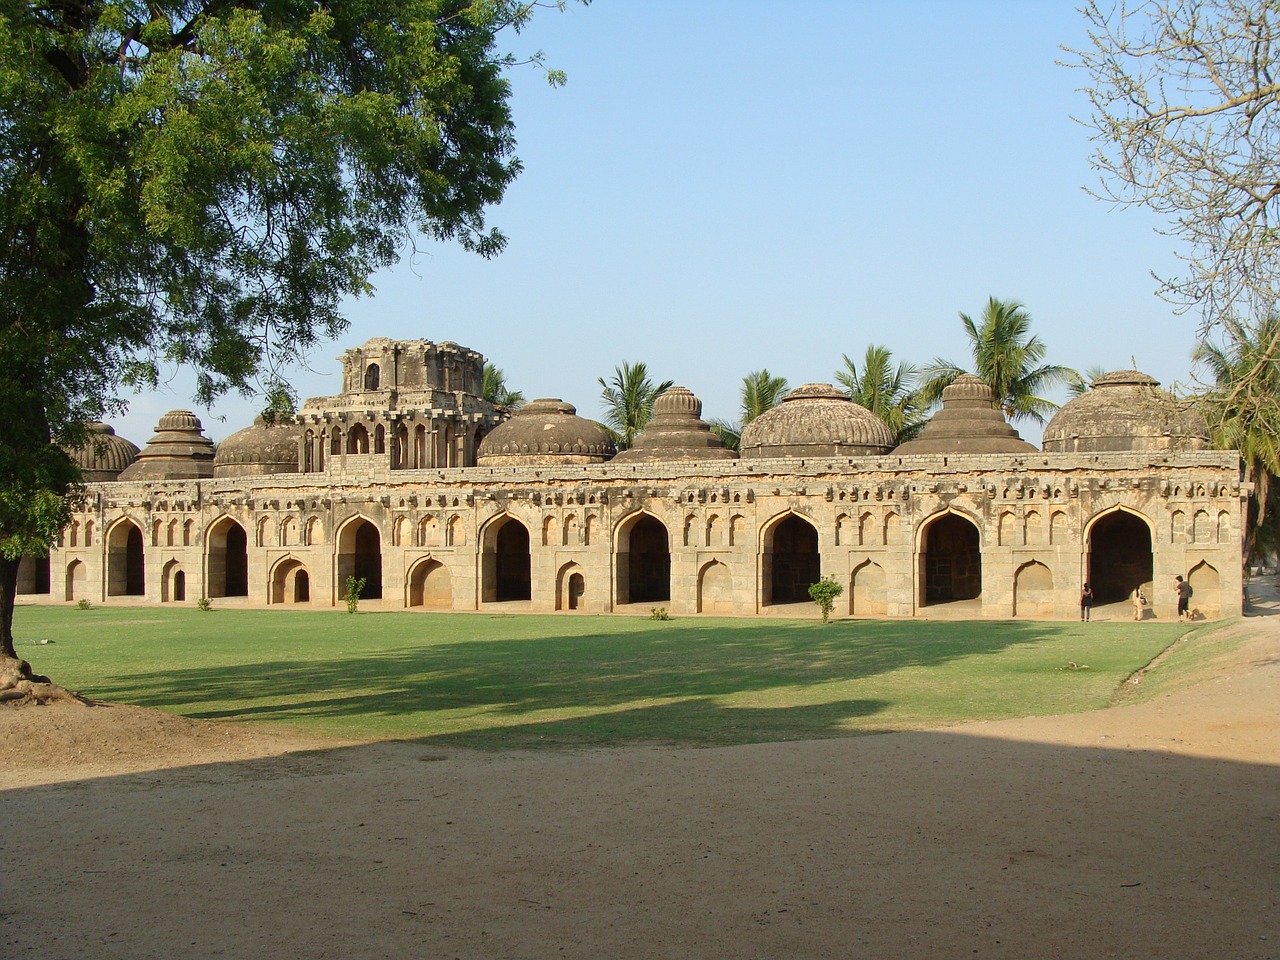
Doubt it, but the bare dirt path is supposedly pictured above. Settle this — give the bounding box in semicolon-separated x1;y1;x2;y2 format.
2;617;1277;960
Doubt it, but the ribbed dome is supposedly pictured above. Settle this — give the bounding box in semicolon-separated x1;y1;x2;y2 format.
613;386;738;462
739;384;894;458
118;409;216;481
894;375;1037;455
213;416;301;478
67;423;140;482
476;399;616;465
1042;370;1210;453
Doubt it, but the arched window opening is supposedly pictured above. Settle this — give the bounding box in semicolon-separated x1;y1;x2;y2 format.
1087;511;1153;605
763;514;819;606
364;363;380;390
921;514;982;606
618;514;671;605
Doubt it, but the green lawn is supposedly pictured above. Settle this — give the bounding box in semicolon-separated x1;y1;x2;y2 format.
12;604;1200;748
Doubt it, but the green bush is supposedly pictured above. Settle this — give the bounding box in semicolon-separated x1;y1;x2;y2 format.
343;576;367;614
808;576;844;623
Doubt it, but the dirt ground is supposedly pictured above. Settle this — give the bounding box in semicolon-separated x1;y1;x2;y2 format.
2;612;1278;960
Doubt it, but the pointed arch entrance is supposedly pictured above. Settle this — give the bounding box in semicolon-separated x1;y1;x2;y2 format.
338;518;383;600
481;516;531;602
207;517;249;598
762;513;820;606
919;512;982;607
1187;560;1220;618
616;513;670;605
107;520;145;596
1087;510;1153;604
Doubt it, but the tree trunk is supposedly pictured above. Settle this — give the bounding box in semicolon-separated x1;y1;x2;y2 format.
0;553;79;702
0;553;19;662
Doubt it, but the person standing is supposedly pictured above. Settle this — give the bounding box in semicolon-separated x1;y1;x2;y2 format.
1175;575;1192;621
1080;582;1094;621
1132;586;1147;621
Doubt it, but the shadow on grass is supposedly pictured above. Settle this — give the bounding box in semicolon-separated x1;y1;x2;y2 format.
69;615;1135;745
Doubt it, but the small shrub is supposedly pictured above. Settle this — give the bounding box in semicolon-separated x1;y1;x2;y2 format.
649;606;670;621
344;576;367;614
808;576;844;623
76;599;91;610
196;597;212;612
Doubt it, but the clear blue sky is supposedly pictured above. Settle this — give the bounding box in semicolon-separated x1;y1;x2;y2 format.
117;1;1200;448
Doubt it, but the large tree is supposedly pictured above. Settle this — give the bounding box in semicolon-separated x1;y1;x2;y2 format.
1192;312;1280;566
1069;0;1280;329
709;369;789;452
918;297;1076;427
835;346;926;445
597;361;673;450
0;1;569;689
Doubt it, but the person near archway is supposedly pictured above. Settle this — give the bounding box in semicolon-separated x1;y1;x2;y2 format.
1080;582;1094;622
1175;575;1192;621
1132;586;1147;621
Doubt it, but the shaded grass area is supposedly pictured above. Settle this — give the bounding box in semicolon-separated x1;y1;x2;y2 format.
13;605;1192;748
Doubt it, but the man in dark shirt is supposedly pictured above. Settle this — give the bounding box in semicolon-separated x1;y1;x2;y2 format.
1175;575;1192;621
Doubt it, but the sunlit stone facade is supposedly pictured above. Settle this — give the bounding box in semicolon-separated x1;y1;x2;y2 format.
20;338;1246;622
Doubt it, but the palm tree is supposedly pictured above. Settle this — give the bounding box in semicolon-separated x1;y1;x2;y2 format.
1066;365;1111;399
1193;312;1280;565
709;369;789;452
918;297;1076;426
598;361;674;450
481;363;525;410
835;345;926;444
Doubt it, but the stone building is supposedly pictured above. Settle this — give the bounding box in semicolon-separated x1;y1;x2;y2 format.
18;337;1246;622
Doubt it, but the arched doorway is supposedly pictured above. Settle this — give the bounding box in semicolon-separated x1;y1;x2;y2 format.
270;559;311;604
556;562;586;611
108;520;145;596
207;518;249;598
338;518;383;600
1087;510;1153;604
920;513;982;606
763;514;819;606
481;516;531;602
409;559;452;608
617;514;670;605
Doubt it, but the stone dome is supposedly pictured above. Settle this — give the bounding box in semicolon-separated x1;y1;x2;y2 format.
894;374;1037;455
739;384;894;459
613;386;738;462
66;423;140;482
1042;370;1210;453
476;399;616;466
213;416;301;478
118;409;216;481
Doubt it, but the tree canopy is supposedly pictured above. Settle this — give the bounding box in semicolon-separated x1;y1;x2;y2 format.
836;346;926;445
482;363;526;410
919;297;1076;427
1069;0;1280;329
709;369;789;452
0;0;571;669
597;361;673;450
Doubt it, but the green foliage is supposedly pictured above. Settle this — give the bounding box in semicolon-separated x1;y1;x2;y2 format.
710;369;788;452
196;598;212;612
343;576;367;614
13;605;1193;746
0;0;576;654
597;361;674;449
836;346;926;444
648;606;670;621
807;576;844;623
918;297;1077;426
76;599;91;611
481;363;526;409
1193;312;1280;565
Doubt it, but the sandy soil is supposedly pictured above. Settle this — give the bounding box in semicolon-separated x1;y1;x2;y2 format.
2;614;1277;960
